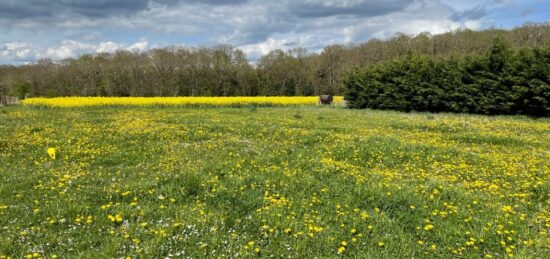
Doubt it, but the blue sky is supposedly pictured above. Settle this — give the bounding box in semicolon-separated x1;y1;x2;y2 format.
1;0;549;64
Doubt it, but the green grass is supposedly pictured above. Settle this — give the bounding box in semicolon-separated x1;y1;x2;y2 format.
1;106;549;258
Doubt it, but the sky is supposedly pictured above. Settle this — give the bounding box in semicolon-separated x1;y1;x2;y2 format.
0;0;549;64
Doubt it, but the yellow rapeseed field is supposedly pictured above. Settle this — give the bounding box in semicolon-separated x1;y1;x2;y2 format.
22;96;345;107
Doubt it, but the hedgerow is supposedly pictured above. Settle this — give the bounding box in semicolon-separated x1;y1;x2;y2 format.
345;37;550;117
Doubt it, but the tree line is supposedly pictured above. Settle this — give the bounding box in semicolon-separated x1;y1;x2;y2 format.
344;37;550;117
1;23;550;99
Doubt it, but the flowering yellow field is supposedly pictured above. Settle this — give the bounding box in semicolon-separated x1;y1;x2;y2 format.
22;96;344;107
0;106;549;258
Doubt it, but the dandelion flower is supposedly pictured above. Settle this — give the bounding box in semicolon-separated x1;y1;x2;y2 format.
47;147;56;160
108;214;123;223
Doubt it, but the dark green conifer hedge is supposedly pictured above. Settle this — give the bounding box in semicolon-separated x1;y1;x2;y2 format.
344;37;550;117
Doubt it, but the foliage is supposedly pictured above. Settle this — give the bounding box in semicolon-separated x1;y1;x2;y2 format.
15;80;31;99
345;37;550;117
1;106;549;258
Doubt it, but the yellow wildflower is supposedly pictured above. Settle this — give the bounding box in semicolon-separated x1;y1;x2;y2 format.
47;147;56;160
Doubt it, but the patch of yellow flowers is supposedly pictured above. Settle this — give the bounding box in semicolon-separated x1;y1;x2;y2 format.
22;96;345;107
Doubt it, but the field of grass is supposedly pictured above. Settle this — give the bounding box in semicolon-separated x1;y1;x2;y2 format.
1;104;549;258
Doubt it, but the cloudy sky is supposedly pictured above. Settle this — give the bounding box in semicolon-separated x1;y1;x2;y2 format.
0;0;548;64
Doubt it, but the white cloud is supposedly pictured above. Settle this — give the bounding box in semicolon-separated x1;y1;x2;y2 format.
97;41;124;53
1;42;35;61
1;39;151;64
125;40;148;52
237;33;331;61
45;40;95;59
239;38;292;59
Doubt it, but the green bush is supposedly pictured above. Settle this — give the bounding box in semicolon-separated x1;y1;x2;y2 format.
345;37;550;117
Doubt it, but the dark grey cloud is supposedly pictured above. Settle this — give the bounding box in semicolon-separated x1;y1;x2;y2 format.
0;1;53;19
0;0;246;21
0;0;150;19
288;0;411;18
184;0;249;5
451;5;487;21
58;0;151;17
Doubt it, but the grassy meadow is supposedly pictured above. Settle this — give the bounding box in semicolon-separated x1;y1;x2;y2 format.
0;103;549;258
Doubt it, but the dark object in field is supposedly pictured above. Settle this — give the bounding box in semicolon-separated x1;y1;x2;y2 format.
318;95;333;105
